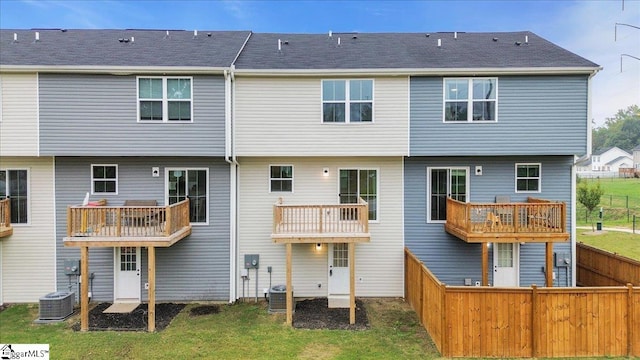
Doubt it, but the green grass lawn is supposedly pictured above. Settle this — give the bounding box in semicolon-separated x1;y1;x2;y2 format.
576;177;640;228
577;230;640;261
0;299;439;360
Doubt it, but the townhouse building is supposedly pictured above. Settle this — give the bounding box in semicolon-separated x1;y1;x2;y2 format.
1;29;598;328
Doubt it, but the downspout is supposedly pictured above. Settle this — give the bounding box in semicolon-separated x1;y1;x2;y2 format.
226;33;250;303
225;68;239;303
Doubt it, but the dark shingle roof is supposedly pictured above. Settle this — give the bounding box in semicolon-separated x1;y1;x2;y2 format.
0;29;598;70
0;29;250;67
233;31;598;70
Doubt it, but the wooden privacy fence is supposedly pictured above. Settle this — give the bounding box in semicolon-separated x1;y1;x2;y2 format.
577;242;640;286
405;248;640;358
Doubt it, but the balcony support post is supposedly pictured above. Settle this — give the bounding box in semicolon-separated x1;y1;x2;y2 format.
286;243;293;326
148;246;156;332
349;242;356;324
80;246;89;331
545;242;553;286
482;242;489;286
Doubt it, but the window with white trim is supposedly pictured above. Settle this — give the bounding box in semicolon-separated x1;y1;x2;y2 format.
428;167;468;222
339;169;377;221
0;169;28;223
322;80;373;123
167;169;208;224
91;164;118;194
270;165;293;192
515;163;541;192
138;77;192;122
444;78;497;122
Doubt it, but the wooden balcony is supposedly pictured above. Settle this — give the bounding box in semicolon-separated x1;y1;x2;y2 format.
445;197;569;243
64;199;192;247
0;198;13;238
271;198;371;244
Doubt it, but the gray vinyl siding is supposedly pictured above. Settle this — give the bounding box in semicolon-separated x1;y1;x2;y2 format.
39;74;225;156
55;157;231;301
404;155;573;287
410;75;589;156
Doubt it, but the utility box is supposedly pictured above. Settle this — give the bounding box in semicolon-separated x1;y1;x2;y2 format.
555;252;571;267
64;259;81;275
269;285;294;313
244;254;259;269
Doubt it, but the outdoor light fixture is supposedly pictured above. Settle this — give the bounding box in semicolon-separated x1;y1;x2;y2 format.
316;243;322;251
322;168;329;177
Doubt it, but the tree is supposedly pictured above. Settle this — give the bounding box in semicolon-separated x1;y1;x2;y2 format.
592;105;640;153
577;181;604;231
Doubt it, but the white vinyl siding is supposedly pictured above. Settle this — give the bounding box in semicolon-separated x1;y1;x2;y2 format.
1;157;56;302
0;74;38;156
237;157;404;298
234;77;408;156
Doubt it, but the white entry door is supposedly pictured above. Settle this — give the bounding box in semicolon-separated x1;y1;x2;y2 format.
114;247;141;302
493;243;519;286
328;243;349;296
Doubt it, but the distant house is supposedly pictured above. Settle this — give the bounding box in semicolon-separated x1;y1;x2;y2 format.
634;144;640;170
576;146;633;177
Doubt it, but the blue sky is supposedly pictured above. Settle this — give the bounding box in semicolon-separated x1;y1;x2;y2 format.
1;0;638;126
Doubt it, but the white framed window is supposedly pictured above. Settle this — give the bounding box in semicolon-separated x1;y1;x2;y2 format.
91;164;118;195
443;78;497;122
339;168;378;221
0;169;29;224
427;167;469;223
516;163;541;192
166;168;208;224
322;79;373;123
137;77;193;122
270;165;293;193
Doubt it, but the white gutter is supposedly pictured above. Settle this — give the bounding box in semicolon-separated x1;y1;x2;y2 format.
232;66;602;77
0;65;229;75
571;162;577;286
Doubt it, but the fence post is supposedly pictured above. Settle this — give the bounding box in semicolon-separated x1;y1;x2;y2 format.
628;283;634;357
531;284;538;358
441;283;447;357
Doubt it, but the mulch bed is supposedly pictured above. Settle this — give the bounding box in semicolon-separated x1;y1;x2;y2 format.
189;304;220;316
293;298;369;330
72;303;185;332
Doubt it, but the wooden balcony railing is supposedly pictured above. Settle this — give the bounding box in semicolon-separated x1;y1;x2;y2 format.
272;197;370;243
0;198;13;238
64;199;191;247
445;197;569;243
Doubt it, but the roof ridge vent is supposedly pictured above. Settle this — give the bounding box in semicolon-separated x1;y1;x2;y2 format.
492;37;498;42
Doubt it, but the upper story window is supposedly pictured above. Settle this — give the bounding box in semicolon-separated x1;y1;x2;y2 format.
91;164;118;195
167;168;208;224
270;165;293;193
138;77;192;122
515;163;541;193
322;80;373;123
444;78;497;122
0;169;28;224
